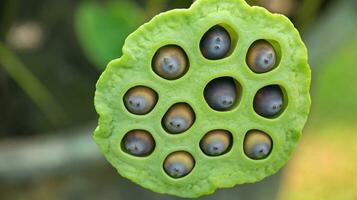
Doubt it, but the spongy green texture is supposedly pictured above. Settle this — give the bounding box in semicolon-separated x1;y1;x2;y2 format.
94;0;311;198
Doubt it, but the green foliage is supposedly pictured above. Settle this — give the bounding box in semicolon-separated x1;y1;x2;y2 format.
75;1;144;70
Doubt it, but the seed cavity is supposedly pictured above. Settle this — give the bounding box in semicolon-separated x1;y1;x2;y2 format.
163;151;195;178
152;45;189;80
204;77;240;111
200;25;231;60
244;130;272;160
253;85;284;118
246;40;277;73
121;130;155;157
124;86;158;115
200;130;232;156
162;103;195;134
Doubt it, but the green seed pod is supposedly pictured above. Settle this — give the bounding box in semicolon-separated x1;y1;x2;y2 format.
94;0;311;197
243;130;272;160
163;151;195;178
200;130;232;156
162;103;195;134
124;86;158;115
246;40;277;73
152;45;189;80
122;130;155;157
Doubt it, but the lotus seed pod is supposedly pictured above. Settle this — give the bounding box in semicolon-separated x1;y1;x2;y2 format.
244;130;272;160
163;151;195;178
122;130;155;157
200;25;231;60
253;85;284;118
124;86;158;115
162;103;195;134
246;40;277;73
204;77;238;111
94;0;311;197
200;130;232;156
152;45;189;80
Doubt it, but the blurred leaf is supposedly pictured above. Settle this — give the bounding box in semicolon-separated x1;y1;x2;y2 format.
0;42;64;124
294;0;324;30
0;0;18;40
245;0;328;31
166;0;194;9
278;124;357;200
308;0;357;125
145;0;166;18
312;36;357;124
305;0;357;68
75;1;144;70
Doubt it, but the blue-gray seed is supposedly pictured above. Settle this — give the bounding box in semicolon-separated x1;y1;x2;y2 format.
200;26;231;60
253;85;284;117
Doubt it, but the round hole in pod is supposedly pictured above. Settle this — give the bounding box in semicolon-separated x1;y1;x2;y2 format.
253;85;286;118
123;86;158;115
243;130;272;160
200;25;232;60
152;45;189;80
121;130;155;157
204;77;242;111
246;39;280;73
163;151;195;178
200;130;233;156
162;103;195;134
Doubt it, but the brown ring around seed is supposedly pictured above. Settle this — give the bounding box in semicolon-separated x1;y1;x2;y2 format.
152;45;189;80
246;40;277;73
123;86;158;115
121;130;155;157
163;151;195;178
200;130;232;156
162;103;195;134
243;130;272;160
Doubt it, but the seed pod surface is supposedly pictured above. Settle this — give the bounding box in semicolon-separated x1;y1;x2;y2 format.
94;0;311;197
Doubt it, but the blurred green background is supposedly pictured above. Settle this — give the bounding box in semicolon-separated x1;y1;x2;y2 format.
0;0;356;199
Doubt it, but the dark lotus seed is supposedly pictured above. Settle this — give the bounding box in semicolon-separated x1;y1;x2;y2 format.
253;85;284;117
122;130;155;157
200;25;231;60
162;103;195;134
204;77;237;111
244;130;272;160
124;86;158;115
163;151;195;178
152;45;188;80
200;130;232;156
247;40;277;73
